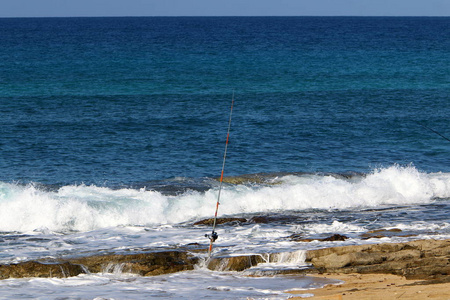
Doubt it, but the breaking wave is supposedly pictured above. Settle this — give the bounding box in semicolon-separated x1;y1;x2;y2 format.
0;165;449;233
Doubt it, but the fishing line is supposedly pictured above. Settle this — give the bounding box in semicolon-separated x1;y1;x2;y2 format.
205;91;234;256
417;122;450;143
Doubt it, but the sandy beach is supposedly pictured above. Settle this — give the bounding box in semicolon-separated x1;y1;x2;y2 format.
289;273;450;299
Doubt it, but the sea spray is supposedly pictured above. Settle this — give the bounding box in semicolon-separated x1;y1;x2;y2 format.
294;220;366;235
0;165;449;233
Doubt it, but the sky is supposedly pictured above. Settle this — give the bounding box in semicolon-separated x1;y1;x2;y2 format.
1;0;449;18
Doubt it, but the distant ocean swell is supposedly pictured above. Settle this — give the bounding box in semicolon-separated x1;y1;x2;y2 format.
0;165;448;233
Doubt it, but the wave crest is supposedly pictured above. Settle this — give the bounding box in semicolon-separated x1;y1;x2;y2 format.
0;165;449;233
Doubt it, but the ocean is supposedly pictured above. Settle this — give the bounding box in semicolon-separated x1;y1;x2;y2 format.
0;16;449;299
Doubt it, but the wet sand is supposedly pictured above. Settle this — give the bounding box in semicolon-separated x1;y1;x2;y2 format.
288;273;450;299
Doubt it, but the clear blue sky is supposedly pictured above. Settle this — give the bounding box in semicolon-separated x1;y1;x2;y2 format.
1;0;449;17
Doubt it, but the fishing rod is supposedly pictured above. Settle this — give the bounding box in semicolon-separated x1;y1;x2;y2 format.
417;122;450;143
205;91;234;256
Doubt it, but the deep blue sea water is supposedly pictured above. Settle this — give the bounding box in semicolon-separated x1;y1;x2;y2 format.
0;17;449;299
1;17;449;187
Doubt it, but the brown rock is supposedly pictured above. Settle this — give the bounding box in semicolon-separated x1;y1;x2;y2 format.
322;234;349;241
361;228;417;239
207;254;264;271
384;249;422;261
249;216;270;223
1;239;448;282
0;250;198;279
218;174;276;185
306;239;450;280
69;251;198;276
312;252;384;269
289;233;348;242
0;261;85;279
288;233;305;241
193;217;247;226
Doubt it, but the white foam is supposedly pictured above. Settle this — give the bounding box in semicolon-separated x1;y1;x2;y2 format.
0;165;449;233
0;271;339;300
387;222;450;232
295;220;366;235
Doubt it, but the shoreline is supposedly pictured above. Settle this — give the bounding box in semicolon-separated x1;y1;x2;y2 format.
0;238;448;299
289;273;450;299
286;238;450;299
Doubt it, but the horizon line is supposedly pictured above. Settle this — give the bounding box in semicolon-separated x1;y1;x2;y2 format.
1;15;449;19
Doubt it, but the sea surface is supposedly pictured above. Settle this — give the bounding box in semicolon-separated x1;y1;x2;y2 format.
0;16;449;299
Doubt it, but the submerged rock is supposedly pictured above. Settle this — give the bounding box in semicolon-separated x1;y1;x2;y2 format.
218;173;282;185
249;216;270;223
288;233;305;241
321;234;349;241
193;217;247;226
288;233;348;242
360;228;417;239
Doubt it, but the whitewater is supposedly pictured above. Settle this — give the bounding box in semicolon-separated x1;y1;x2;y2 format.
0;166;449;298
1;165;449;233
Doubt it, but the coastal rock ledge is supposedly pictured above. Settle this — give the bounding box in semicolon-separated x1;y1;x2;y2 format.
306;239;450;281
0;239;448;281
0;251;199;280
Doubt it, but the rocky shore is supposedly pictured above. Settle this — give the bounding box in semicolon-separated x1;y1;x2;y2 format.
0;238;448;283
0;250;200;279
207;238;450;282
306;238;450;282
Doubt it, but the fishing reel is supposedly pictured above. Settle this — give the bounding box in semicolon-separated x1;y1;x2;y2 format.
205;231;218;242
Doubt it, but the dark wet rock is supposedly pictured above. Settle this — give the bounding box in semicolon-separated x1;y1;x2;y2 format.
219;171;365;185
322;234;349;241
288;233;305;241
360;228;418;239
1;239;448;281
193;217;247;226
249;216;270;223
207;254;264;271
69;251;198;276
0;250;198;279
251;215;304;224
218;173;280;185
306;239;450;280
288;233;348;242
0;261;85;279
